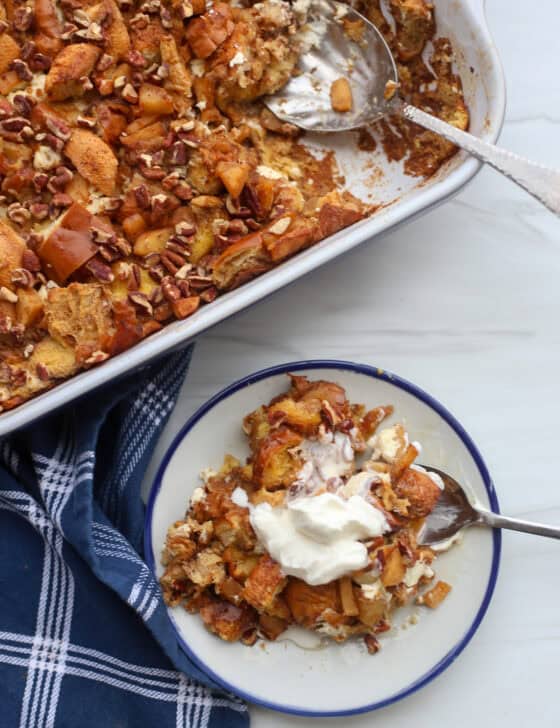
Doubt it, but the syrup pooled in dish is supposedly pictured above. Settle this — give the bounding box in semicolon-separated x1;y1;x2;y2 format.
0;0;468;414
160;376;453;652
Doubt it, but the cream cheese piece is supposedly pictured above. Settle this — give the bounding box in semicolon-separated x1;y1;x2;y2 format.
229;50;246;67
190;487;206;505
295;430;354;492
368;424;408;463
403;560;434;588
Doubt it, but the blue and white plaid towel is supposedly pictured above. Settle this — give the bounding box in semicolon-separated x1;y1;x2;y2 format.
0;346;248;728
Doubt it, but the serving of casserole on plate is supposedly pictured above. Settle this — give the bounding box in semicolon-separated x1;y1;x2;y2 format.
0;0;505;434
160;374;455;653
146;361;501;715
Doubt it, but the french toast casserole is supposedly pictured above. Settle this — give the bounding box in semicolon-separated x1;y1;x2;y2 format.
0;0;468;411
161;376;453;652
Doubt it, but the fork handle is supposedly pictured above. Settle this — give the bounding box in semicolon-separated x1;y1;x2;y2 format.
475;507;560;540
400;102;560;216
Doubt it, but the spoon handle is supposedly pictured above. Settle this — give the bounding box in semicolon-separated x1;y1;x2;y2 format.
401;103;560;216
475;507;560;540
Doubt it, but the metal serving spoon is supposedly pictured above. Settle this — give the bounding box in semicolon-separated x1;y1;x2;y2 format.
266;0;560;215
417;466;560;546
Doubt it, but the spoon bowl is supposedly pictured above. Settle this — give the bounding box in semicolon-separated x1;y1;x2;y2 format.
418;465;560;546
266;0;397;132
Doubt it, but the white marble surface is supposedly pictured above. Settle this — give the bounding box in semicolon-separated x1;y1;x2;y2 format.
144;2;560;725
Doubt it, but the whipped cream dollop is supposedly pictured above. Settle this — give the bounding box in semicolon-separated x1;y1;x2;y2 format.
235;488;390;585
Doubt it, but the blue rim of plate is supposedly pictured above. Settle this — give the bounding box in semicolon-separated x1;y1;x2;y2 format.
144;359;501;717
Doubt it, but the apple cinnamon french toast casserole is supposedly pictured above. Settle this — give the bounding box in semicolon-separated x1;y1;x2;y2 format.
0;0;468;412
160;376;453;652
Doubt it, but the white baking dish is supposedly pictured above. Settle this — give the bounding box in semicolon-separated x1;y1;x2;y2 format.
0;0;505;436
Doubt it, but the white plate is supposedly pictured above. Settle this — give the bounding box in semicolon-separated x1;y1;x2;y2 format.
145;361;501;716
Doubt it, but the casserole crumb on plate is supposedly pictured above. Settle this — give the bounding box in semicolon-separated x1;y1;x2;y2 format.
160;374;453;652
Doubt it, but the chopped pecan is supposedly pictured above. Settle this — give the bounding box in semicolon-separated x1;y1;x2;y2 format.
10;59;33;81
30;53;52;71
51;193;73;208
200;285;217;303
29;202;50;220
12;94;35;117
96;53;114;72
13;6;34;32
122;83;139;104
7;203;31;226
85;257;114;282
36;363;50;381
161;276;181;302
11;268;35;288
128;291;153;316
84;350;109;366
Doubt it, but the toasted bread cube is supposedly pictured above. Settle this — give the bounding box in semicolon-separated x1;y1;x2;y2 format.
390;0;434;61
222;546;260;582
216;576;244;605
212;231;272;291
266;398;322;435
243;405;271;451
355;589;388;628
160;36;192;112
65;173;90;204
213;507;255;550
394;467;441;518
183;548;225;587
186;220;213;262
16;289;44;329
45;44;102;101
259;614;289;640
330;77;353;112
0;34;19;75
29;336;77;379
45;282;114;355
104;0;131;60
318;201;363;239
418;580;451;608
253;427;303;490
0;70;20;95
34;0;63;57
242;555;286;611
199;598;256;642
263;217;317;263
64;129;118;195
